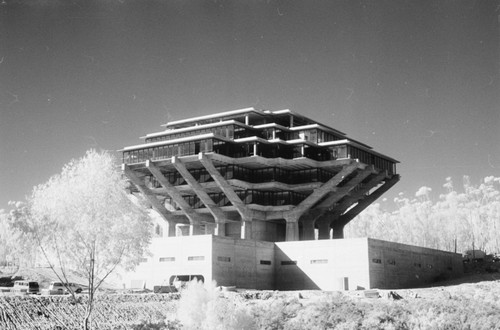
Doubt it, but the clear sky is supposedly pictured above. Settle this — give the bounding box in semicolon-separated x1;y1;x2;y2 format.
1;0;499;210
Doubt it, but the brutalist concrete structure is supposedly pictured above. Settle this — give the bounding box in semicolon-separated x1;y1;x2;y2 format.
120;107;462;290
122;107;399;241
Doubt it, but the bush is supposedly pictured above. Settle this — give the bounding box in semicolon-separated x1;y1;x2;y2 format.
176;280;254;330
284;294;366;330
252;296;302;330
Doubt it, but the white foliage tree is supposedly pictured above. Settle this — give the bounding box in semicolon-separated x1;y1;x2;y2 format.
345;176;500;254
9;150;152;330
0;209;21;270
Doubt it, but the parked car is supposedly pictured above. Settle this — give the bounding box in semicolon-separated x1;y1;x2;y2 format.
12;280;39;294
462;250;486;263
48;282;84;294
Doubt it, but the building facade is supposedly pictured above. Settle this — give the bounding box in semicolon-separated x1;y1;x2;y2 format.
120;108;462;290
122;235;462;291
122;107;400;242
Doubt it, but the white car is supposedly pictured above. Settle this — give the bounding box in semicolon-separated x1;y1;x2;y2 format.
12;280;39;294
48;282;84;294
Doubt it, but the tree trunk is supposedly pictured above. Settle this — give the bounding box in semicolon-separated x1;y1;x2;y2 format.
84;305;92;330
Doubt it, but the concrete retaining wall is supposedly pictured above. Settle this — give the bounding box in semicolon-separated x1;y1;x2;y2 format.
275;238;371;291
367;238;463;289
122;236;463;291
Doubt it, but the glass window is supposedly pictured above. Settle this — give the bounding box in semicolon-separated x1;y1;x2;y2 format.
188;256;205;261
281;260;297;265
159;257;175;262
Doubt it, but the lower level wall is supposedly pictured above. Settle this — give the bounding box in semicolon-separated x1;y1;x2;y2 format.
212;236;275;289
275;238;371;291
367;238;463;289
121;235;213;290
120;236;463;291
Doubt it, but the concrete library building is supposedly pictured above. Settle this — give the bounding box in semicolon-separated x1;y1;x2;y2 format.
121;108;462;291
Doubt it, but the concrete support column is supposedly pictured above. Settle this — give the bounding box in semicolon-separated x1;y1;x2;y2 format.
331;222;345;239
190;223;204;236
301;219;316;241
214;222;226;237
241;221;252;240
204;223;216;235
178;224;190;236
285;219;300;241
316;217;331;240
167;221;177;237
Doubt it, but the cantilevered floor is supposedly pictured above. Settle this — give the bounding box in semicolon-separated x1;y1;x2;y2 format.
121;108;400;242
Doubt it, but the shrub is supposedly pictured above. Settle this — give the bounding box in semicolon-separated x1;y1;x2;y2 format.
176;280;254;330
252;296;302;330
284;295;365;330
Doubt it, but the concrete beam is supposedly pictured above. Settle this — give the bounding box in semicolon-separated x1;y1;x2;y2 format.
199;153;252;222
122;164;177;236
316;167;374;209
287;162;359;219
338;174;400;227
334;171;388;212
146;160;204;227
171;156;229;224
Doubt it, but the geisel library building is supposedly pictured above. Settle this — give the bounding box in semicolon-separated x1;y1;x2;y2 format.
121;108;462;291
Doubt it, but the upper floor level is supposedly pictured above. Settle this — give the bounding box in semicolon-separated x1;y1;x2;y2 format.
122;108;399;175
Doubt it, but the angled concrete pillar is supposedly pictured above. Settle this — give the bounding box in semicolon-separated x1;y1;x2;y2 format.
122;164;179;233
146;160;204;227
172;156;229;224
285;162;359;221
199;153;252;223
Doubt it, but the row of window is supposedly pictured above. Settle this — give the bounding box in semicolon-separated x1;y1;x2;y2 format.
217;257;274;265
125;139;336;164
144;256;443;270
280;259;330;265
372;258;437;269
124;139;396;175
149;120;345;148
348;146;396;175
165;190;309;209
172;112;311;129
146;166;337;189
155;255;275;265
146;124;252;143
156;256;205;262
123;139;214;164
